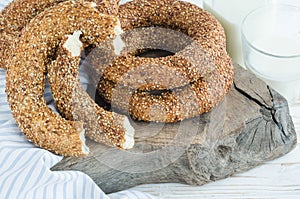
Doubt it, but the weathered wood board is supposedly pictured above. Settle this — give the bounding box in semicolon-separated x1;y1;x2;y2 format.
52;65;297;194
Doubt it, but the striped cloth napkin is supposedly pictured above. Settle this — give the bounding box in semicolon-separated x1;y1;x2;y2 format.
0;1;159;198
0;69;159;199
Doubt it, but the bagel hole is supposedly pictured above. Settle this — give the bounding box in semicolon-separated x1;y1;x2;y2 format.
135;49;175;58
148;89;170;96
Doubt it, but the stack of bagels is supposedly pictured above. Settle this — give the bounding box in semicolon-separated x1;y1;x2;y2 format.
0;0;233;156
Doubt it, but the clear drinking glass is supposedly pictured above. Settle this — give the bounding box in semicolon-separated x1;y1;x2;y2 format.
242;4;300;104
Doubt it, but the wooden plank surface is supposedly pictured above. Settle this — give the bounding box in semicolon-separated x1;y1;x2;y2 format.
53;65;297;194
131;104;300;198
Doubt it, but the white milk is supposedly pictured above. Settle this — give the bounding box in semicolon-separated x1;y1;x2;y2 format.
203;0;267;67
246;36;300;103
249;37;300;78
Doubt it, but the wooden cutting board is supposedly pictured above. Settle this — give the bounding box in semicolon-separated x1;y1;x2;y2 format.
52;65;297;194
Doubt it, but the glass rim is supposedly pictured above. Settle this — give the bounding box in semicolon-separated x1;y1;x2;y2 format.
241;3;300;59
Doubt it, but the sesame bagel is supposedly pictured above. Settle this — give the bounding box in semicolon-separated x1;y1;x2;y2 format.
90;0;229;91
95;0;234;122
5;1;133;156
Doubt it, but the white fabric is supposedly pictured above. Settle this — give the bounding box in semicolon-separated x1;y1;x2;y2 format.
0;69;159;199
0;1;159;198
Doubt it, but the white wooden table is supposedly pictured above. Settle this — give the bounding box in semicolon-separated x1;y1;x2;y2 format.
131;104;300;199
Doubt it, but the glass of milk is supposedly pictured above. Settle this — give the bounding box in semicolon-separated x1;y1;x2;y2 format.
242;4;300;104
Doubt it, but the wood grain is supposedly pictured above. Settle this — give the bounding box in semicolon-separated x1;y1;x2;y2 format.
129;103;300;199
52;65;297;195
